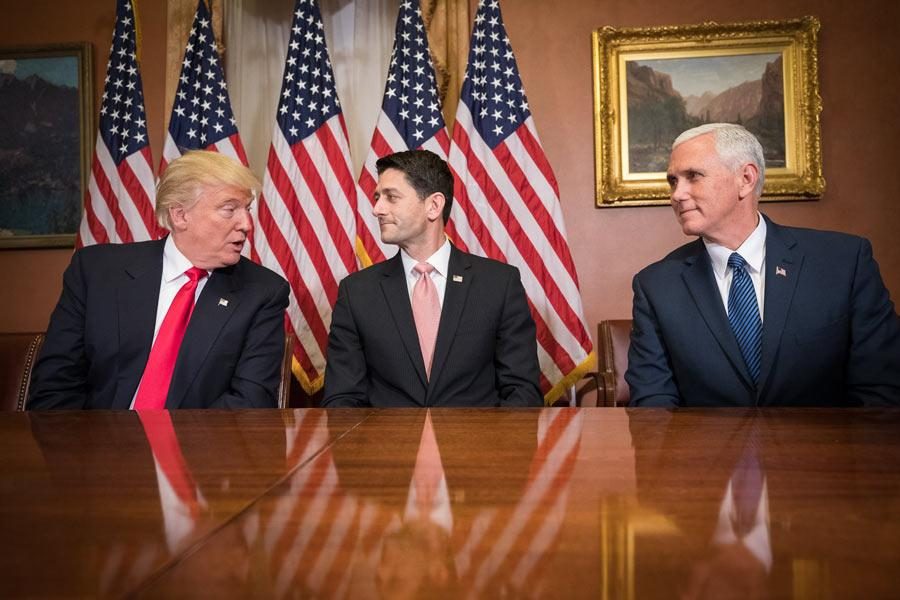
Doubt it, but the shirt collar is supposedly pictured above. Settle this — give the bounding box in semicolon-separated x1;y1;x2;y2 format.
400;238;451;278
163;236;207;283
703;214;767;278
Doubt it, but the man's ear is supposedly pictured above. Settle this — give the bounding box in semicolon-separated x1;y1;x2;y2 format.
738;163;760;200
425;192;446;223
169;204;188;231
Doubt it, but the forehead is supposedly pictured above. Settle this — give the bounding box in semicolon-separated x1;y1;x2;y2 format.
668;133;721;172
198;183;253;205
375;168;413;192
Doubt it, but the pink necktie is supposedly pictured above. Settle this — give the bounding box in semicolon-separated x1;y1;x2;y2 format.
412;262;441;378
134;267;207;410
413;411;444;516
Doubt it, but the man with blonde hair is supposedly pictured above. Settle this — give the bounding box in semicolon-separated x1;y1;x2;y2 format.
626;123;900;406
30;151;290;409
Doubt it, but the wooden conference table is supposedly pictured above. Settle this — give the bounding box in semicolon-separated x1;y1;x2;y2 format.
1;408;899;598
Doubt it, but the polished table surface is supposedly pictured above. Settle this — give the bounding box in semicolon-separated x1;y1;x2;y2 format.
2;408;899;598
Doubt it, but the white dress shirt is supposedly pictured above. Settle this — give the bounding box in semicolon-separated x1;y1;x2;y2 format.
130;237;210;408
400;239;451;307
703;214;767;322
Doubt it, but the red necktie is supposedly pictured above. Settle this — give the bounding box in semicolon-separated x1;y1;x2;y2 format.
134;267;207;410
411;263;441;378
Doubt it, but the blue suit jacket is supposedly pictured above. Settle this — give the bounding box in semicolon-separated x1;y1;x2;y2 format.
322;245;542;407
29;238;290;409
626;217;900;406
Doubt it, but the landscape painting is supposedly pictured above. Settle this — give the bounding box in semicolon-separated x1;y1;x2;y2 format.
0;44;91;247
625;52;785;173
593;18;824;206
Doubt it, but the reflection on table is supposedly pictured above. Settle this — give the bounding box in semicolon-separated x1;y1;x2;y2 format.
2;408;900;598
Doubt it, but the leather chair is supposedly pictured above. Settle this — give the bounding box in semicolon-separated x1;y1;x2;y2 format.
277;333;294;409
597;320;632;407
0;333;45;411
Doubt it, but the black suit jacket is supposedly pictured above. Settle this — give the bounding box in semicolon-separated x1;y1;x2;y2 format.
322;246;542;407
28;238;290;409
626;217;900;406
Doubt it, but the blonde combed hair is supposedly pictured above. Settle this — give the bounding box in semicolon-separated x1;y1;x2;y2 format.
155;151;261;230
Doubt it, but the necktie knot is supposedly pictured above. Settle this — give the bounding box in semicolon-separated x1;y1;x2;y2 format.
413;262;435;277
185;267;207;283
728;252;747;272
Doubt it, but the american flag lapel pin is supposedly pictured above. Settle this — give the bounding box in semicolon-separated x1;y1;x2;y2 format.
218;298;229;307
775;266;787;277
452;275;463;283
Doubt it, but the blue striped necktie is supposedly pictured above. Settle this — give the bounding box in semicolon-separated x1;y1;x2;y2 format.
727;253;762;384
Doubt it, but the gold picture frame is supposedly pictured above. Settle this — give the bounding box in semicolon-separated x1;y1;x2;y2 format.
0;43;93;247
592;17;824;207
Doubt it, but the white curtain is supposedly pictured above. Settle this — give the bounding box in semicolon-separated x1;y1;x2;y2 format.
224;0;398;178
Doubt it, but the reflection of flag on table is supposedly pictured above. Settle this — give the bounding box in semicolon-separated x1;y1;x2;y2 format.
455;408;583;596
253;0;360;395
356;0;452;266
264;411;395;599
447;0;594;402
77;0;161;247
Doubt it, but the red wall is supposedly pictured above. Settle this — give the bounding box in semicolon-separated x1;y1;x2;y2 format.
1;0;898;352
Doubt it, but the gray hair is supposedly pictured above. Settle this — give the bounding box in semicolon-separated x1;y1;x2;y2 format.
673;123;766;196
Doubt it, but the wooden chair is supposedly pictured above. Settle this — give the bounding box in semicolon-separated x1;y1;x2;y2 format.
597;320;633;407
0;333;45;411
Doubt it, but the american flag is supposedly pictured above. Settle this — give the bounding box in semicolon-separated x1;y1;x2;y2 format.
356;0;452;267
160;0;252;256
447;0;594;403
77;0;162;247
254;0;360;395
159;0;248;174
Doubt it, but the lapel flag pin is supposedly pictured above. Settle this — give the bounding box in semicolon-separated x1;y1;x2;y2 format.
775;266;787;277
218;298;229;307
452;275;463;283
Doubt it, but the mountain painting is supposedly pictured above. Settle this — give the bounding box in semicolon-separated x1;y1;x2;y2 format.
625;53;785;173
0;53;83;239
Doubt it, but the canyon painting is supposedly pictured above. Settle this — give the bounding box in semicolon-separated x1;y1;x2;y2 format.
625;52;785;173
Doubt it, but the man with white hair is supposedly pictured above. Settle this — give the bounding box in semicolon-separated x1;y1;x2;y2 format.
626;123;900;406
30;151;290;409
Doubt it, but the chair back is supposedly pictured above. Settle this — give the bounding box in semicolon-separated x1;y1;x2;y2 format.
0;333;45;411
597;320;632;406
277;333;294;409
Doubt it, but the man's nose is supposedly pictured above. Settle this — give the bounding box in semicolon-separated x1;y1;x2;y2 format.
237;208;253;232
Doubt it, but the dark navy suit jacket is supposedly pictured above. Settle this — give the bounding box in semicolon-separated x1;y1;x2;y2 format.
322;245;542;407
29;238;290;409
626;217;900;406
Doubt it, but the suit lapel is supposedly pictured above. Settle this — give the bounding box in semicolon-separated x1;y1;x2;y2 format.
428;247;472;396
758;218;802;399
166;265;241;408
681;240;755;389
115;241;165;409
380;254;429;389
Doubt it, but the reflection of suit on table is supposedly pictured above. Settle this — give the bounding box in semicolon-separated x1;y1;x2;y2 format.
628;410;900;599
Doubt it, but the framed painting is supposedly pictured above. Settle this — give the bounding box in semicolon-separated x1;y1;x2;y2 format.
592;17;824;207
0;43;92;247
